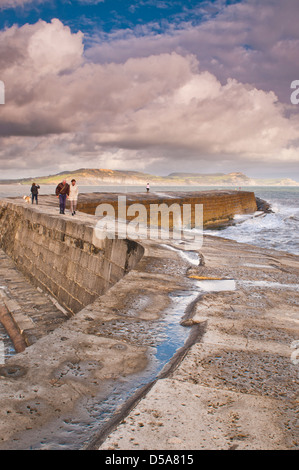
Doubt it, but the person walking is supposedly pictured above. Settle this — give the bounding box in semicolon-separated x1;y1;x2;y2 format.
55;179;70;214
69;179;79;215
146;182;150;193
30;183;40;204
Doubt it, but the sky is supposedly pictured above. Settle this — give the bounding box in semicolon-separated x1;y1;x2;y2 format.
0;0;299;180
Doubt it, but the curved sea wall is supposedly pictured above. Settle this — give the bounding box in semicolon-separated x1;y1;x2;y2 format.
76;190;257;228
0;191;256;317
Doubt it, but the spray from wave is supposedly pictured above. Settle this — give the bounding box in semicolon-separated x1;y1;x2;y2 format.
206;189;299;255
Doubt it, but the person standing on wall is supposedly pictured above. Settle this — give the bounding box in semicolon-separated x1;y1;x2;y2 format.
30;182;40;204
69;179;79;216
55;179;70;214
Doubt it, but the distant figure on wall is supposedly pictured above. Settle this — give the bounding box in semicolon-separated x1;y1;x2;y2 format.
30;182;40;204
55;179;70;214
69;179;79;216
146;183;150;193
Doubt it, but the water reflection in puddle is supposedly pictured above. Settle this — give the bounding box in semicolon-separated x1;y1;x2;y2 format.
35;288;199;450
4;245;238;449
237;280;299;290
0;324;15;363
42;278;238;449
194;279;236;292
30;253;239;449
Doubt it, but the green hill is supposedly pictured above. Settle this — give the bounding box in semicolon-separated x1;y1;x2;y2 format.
0;169;298;186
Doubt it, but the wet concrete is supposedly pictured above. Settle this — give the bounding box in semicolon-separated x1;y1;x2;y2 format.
0;195;297;450
98;236;299;451
0;200;204;449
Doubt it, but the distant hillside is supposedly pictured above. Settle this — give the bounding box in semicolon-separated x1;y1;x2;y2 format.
0;169;298;186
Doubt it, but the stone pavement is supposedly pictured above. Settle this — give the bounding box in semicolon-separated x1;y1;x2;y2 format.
0;195;297;450
98;236;299;450
0;249;68;348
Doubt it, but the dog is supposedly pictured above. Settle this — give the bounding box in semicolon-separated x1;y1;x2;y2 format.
23;195;30;203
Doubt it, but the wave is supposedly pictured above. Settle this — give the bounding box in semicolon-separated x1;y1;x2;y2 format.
206;196;299;255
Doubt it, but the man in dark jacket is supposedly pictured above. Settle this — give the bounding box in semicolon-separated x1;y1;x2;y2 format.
30;183;40;204
55;179;70;214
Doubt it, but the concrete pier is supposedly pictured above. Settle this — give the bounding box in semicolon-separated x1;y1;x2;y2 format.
0;191;297;450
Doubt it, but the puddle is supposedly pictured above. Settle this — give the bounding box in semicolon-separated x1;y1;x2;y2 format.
0;244;236;449
237;280;299;290
32;276;239;450
193;279;236;292
23;288;199;450
161;244;200;266
0;323;15;363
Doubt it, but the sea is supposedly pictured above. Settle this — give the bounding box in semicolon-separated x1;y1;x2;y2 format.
0;183;298;256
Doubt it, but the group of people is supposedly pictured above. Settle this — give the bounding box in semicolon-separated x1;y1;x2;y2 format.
30;178;149;214
30;179;79;215
55;179;79;215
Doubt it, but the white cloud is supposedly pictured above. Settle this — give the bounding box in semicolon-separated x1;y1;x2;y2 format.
1;13;299;178
86;0;299;104
0;0;41;8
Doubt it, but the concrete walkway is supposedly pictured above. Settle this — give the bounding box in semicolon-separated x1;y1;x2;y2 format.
98;236;299;450
0;196;298;450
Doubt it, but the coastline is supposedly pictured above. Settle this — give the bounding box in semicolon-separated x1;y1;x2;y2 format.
0;193;297;450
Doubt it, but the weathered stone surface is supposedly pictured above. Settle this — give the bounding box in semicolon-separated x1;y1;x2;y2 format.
0;192;297;451
99;237;299;451
0;199;144;316
74;190;257;228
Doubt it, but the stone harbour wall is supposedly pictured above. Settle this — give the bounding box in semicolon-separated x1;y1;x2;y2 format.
0;200;144;315
76;190;257;228
0;191;257;315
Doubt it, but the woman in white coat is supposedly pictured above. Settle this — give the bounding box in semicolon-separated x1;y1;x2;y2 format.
69;179;79;215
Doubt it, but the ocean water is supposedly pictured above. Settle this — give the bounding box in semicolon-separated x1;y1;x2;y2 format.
205;186;299;256
0;184;298;256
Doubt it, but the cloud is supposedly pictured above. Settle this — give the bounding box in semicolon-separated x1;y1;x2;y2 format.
0;0;42;8
76;0;104;3
0;0;104;8
1;11;299;178
86;0;299;104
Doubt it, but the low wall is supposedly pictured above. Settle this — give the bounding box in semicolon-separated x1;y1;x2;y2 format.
0;201;144;315
76;190;257;228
